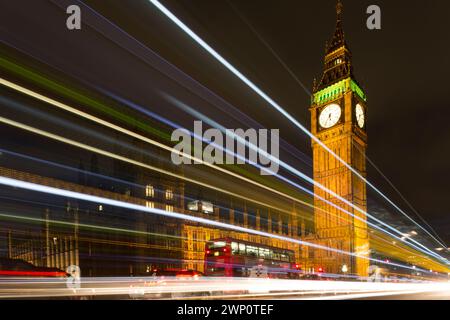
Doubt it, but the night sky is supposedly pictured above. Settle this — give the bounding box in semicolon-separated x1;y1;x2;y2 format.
1;0;450;242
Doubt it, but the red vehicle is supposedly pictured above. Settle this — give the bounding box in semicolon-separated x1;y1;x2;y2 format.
204;237;299;278
0;258;67;278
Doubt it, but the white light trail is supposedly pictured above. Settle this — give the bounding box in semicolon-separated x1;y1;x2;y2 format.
166;95;448;262
5;77;413;255
0;107;445;265
0;78;314;217
0;175;441;274
147;0;447;250
0;114;299;217
1;32;444;260
0;277;448;299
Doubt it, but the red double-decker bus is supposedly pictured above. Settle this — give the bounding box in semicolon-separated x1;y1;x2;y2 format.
204;237;299;278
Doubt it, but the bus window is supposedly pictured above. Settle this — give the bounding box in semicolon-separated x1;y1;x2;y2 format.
209;241;226;249
273;252;280;261
231;242;239;255
247;245;258;257
239;243;246;255
259;248;271;259
281;253;289;262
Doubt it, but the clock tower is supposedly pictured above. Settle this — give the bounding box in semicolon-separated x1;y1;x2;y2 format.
310;0;369;276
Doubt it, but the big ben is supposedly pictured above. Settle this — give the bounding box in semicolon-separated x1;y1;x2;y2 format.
310;0;369;276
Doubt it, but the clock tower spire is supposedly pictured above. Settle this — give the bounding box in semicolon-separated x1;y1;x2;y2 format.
316;0;358;92
310;0;369;277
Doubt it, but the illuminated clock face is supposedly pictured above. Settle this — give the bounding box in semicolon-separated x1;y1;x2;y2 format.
355;104;365;128
319;104;341;129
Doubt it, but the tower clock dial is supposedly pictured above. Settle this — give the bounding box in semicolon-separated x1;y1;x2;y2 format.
355;104;365;128
319;103;341;129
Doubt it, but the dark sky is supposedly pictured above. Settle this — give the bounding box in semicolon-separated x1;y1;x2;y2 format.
1;0;449;242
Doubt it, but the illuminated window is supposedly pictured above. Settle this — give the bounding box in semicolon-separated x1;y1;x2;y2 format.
246;245;258;257
145;185;154;197
165;189;173;200
238;243;246;255
98;205;103;212
145;201;154;209
165;204;174;212
259;248;271;258
231;242;239;255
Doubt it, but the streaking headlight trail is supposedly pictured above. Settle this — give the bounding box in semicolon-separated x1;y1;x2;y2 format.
146;0;446;250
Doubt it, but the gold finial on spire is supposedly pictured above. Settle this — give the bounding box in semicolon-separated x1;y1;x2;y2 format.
336;0;343;20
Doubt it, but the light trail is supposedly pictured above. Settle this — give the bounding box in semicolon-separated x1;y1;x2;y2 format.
0;147;294;228
0;276;448;299
1;137;421;268
232;1;445;249
3;145;423;268
227;0;311;95
0;211;186;243
0;18;446;259
0;148;149;191
1;17;444;260
0;56;170;142
2;198;438;275
227;1;444;250
0;175;445;275
0;115;303;218
2;75;442;263
0;76;374;238
0;78;315;217
157;26;447;263
0;111;445;266
147;0;447;250
368;236;446;273
352;140;447;247
299;290;437;300
166;95;448;263
3;2;443;256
